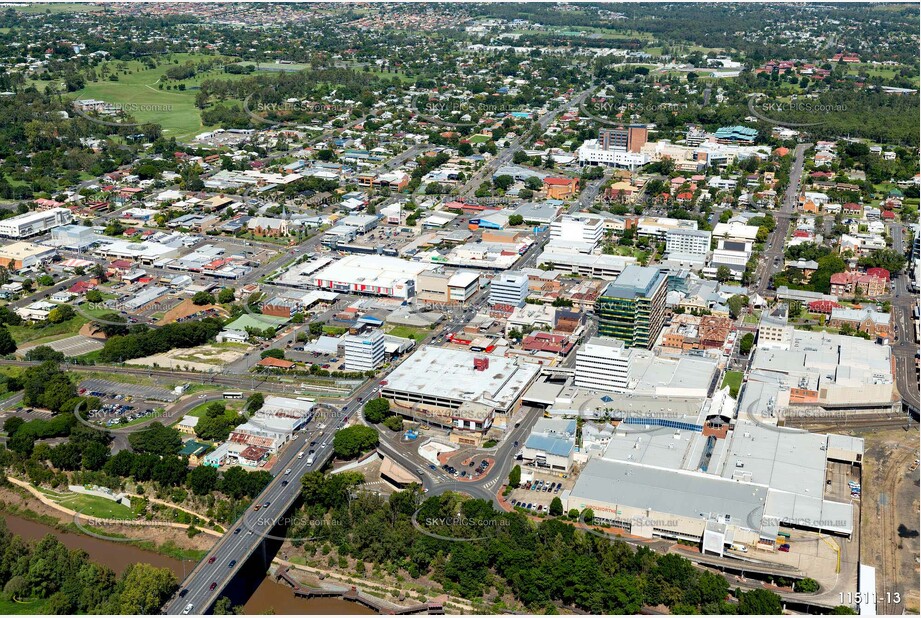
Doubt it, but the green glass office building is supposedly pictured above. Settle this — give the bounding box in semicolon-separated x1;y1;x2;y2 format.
596;265;667;349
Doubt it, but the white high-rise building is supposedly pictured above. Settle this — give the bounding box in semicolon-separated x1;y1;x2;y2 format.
550;214;605;247
489;272;529;308
665;228;712;257
0;208;73;238
574;337;634;392
343;330;386;371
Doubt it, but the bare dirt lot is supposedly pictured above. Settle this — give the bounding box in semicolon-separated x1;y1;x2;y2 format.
126;343;250;372
860;427;920;615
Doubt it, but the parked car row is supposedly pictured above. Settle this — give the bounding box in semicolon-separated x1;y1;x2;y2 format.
511;500;544;513
523;480;562;493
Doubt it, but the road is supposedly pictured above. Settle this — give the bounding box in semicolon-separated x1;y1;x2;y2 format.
752;142;810;296
457;85;595;200
163;403;346;615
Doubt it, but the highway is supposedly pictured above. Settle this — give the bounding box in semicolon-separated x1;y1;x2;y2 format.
163;403;346;615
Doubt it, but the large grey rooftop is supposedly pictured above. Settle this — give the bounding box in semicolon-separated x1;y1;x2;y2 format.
603;265;666;299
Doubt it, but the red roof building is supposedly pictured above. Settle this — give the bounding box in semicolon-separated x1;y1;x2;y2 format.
256;357;295;369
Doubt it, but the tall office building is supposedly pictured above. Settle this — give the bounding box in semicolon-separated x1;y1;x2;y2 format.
489;272;529;308
343;329;386;371
596;265;667;349
550;213;605;247
574;337;633;391
598;125;648;153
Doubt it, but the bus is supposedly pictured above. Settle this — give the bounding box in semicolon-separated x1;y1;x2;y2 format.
223;392;244;400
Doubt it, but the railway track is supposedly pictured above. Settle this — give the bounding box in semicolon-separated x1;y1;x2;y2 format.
782;415;918;433
876;447;914;615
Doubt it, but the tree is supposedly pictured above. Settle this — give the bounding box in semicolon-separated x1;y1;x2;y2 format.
715;265;733;283
508;214;524;226
0;326;16;355
549;496;564;516
739;332;755;355
508;464;521;488
260;348;285;360
113;563;178;614
245;392;264;412
309;322;324;336
738;588;782;615
493;175;514;191
727;294;748;319
458;142;473;157
47;304;76;324
192;291;215;306
382;415;403;432
85;289;103;303
332;426;379;459
362;397;391;423
217;288;235;304
512;150;528;164
188;465;219;495
128;423;182;455
794;577;820;593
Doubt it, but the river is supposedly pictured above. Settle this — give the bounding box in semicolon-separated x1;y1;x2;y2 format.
4;514;373;615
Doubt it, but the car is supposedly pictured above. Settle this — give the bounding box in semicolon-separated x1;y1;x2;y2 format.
460;471;467;477
228;560;237;568
234;528;241;535
778;544;790;553
281;480;288;487
209;582;217;591
429;464;437;470
263;501;270;508
208;556;216;564
253;505;261;511
284;468;292;475
469;461;475;467
537;505;543;512
182;603;194;614
179;589;189;598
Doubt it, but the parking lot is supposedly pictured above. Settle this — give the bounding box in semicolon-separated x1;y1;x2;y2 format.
509;477;567;514
79;379;179;403
21;335;103;358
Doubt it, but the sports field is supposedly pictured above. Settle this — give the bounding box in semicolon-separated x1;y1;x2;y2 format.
71;53;247;139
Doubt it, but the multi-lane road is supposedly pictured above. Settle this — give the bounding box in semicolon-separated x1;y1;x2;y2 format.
752;142;810;296
163;404;346;615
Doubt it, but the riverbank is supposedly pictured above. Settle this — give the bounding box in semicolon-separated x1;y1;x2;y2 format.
0;479;470;613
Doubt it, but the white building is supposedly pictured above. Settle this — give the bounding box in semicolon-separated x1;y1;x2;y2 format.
343;329;386;371
574;337;632;391
448;271;481;303
489;271;529;308
550;214;604;247
666;228;712;257
576;140;649;169
311;255;435;299
0;208;73;238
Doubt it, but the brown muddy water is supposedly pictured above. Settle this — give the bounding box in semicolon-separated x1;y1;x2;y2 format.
4;513;374;615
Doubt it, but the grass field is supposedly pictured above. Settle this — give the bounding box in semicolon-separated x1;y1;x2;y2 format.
721;370;744;398
40;489;137;520
71;53;247;139
0;598;47;615
9;316;87;345
384;325;431;341
9;2;98;13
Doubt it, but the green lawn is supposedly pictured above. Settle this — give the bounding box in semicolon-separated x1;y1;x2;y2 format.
385;325;431;341
0;598;47;615
9;2;97;13
721;371;744;399
9;316;88;345
71;53;248;139
42;490;137;520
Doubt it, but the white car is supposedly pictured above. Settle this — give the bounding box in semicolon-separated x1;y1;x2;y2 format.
182;604;194;615
284;468;292;475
